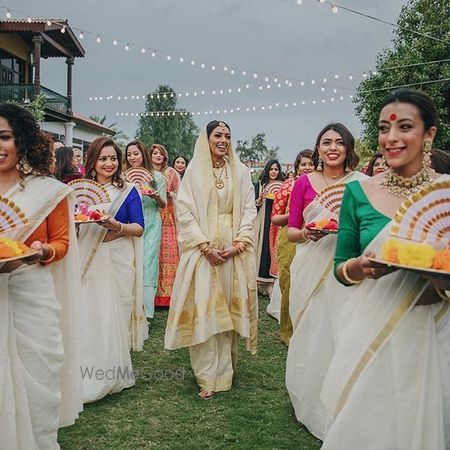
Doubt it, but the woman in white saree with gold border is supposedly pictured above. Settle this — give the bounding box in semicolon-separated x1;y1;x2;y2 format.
285;123;365;440
165;120;257;399
78;137;146;403
0;104;81;449
322;89;450;449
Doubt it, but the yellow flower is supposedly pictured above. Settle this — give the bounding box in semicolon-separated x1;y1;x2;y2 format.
0;237;24;256
398;241;436;268
382;239;401;263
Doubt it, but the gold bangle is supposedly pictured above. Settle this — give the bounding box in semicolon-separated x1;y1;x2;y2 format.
300;228;310;243
115;222;123;234
233;241;247;253
435;288;450;302
40;245;56;264
341;257;363;285
199;243;212;256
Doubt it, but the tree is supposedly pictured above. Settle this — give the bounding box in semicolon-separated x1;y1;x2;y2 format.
236;132;279;163
89;114;129;148
354;0;450;151
135;85;199;162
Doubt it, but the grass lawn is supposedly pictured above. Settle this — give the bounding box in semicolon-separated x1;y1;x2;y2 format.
58;298;322;450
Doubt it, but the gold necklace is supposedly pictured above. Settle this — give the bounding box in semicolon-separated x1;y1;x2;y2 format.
213;165;227;189
213;159;225;168
322;171;345;186
379;167;433;198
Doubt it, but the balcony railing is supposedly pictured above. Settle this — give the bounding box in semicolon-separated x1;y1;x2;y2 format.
0;84;69;115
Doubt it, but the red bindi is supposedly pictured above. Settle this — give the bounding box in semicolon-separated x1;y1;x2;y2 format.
389;113;397;121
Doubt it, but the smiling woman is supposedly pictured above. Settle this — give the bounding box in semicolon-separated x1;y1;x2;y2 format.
78;137;147;403
0;103;81;448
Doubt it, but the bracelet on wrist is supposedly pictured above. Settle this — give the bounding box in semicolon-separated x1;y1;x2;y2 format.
233;241;247;253
199;243;212;256
300;228;310;243
341;257;363;285
435;287;450;302
40;245;56;264
115;222;123;234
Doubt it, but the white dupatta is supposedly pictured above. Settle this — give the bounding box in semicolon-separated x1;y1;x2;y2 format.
0;175;83;427
78;182;147;351
321;175;450;434
289;171;368;324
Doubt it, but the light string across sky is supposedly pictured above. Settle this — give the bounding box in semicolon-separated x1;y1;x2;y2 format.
0;1;429;94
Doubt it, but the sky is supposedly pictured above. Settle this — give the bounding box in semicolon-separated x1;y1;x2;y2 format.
13;0;408;162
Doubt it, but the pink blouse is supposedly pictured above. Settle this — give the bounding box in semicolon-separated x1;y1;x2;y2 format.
287;174;317;229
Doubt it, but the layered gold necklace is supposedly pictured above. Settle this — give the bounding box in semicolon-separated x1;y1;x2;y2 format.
213;164;227;189
379;167;433;198
321;170;346;186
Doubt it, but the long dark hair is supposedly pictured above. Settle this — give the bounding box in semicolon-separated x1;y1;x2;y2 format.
0;103;53;177
123;140;154;173
85;137;125;189
294;149;313;175
311;122;359;171
149;143;169;171
55;146;79;180
259;159;285;186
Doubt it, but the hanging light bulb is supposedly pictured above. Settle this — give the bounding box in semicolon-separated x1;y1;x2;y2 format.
46;20;52;26
79;31;84;39
179;56;184;62
27;17;32;23
296;0;303;4
6;10;12;19
151;50;156;57
125;44;130;51
96;36;102;43
332;4;338;13
61;25;66;33
141;48;146;54
113;39;118;46
167;55;171;60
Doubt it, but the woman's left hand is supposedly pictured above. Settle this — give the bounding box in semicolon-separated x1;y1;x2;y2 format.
100;215;121;232
219;246;239;260
22;240;46;264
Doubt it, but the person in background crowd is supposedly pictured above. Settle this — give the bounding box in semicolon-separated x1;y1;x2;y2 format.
124;140;167;318
365;151;388;176
269;149;314;343
73;148;86;176
254;159;285;295
165;120;257;400
150;143;181;307
172;154;189;179
55;146;83;184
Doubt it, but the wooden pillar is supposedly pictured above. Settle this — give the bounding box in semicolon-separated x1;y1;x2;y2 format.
66;56;74;115
32;34;43;97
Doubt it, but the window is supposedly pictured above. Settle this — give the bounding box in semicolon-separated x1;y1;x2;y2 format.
0;49;25;85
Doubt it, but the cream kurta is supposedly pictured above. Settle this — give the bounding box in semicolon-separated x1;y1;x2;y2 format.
165;128;258;391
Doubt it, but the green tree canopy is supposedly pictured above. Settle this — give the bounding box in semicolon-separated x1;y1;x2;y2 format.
135;85;199;162
354;0;450;152
236;132;279;163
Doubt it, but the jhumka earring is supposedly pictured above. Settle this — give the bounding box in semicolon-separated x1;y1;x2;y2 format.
16;157;33;175
422;138;433;170
316;157;323;171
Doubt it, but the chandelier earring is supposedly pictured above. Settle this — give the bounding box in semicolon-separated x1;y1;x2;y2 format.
88;169;97;179
316;156;323;171
422;138;433;170
16;156;33;175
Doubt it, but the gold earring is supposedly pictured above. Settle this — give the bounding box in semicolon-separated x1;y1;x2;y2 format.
422;138;433;170
316;157;323;171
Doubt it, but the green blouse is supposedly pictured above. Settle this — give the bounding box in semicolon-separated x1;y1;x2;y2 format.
334;180;391;282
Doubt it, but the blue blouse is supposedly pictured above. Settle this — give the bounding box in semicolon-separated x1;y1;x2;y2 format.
114;186;145;229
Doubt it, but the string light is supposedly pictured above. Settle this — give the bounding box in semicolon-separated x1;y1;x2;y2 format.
96;36;101;43
5;9;11;18
331;4;338;13
113;93;352;117
79;31;84;39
